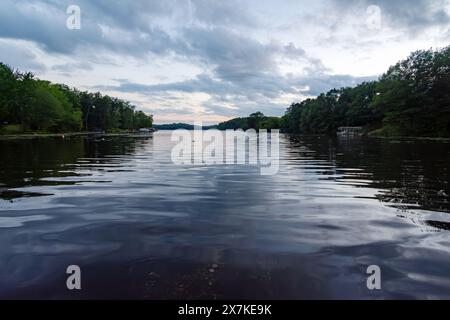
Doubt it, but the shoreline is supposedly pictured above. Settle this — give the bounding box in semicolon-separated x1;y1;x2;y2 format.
2;131;450;142
0;132;154;140
368;134;450;142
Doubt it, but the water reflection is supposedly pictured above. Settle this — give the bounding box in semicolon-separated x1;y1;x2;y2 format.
0;133;449;299
0;136;152;200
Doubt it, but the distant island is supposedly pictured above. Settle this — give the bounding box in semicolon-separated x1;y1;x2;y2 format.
2;46;449;137
153;123;217;131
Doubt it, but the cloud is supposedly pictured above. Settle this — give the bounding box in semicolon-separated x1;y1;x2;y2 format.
330;0;450;32
0;0;259;56
190;0;259;27
0;0;182;57
370;0;449;29
95;70;377;118
0;40;46;72
51;62;93;72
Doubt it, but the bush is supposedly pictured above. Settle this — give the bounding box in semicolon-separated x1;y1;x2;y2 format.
0;124;23;135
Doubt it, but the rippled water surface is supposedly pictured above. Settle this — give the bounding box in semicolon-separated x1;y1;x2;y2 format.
1;132;450;299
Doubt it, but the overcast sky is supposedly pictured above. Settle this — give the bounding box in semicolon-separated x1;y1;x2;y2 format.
1;0;449;124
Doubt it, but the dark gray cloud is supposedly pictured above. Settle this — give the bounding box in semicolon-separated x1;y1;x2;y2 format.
0;0;187;57
2;0;447;57
190;0;259;27
0;0;257;55
181;27;276;80
372;0;449;29
331;0;450;32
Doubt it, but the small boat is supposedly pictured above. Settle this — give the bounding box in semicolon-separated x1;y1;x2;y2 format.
139;128;157;135
337;127;363;137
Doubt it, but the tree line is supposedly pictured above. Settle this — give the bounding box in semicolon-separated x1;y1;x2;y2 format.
0;63;153;134
2;46;449;137
218;46;450;137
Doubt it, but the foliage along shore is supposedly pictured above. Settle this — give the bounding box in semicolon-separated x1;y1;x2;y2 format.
0;131;159;141
218;46;450;138
0;63;153;135
2;46;450;138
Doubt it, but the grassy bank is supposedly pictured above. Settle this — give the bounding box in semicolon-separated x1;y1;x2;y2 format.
368;124;450;140
0;131;151;140
0;132;88;140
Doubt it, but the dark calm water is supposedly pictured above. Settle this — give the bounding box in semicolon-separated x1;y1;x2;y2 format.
1;132;450;300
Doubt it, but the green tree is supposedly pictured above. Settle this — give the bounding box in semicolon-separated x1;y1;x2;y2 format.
248;112;265;130
0;63;16;124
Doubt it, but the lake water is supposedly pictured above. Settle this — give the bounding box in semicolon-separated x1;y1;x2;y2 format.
1;131;450;299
